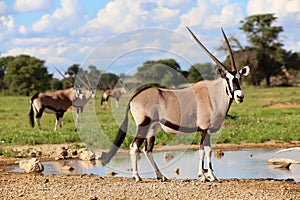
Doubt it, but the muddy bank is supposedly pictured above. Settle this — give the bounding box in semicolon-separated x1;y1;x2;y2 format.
1;173;299;200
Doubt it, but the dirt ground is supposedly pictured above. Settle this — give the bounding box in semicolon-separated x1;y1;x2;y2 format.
1;142;300;200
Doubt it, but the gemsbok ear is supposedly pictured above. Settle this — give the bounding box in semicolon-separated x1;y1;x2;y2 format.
239;66;250;77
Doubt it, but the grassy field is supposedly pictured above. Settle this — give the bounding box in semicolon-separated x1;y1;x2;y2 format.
219;86;300;144
0;86;300;153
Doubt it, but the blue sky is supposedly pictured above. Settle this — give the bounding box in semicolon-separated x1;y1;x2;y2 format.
1;0;299;77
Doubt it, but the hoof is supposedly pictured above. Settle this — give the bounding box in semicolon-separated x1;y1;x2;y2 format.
199;175;207;182
133;175;142;183
209;177;218;182
207;174;217;182
158;176;168;182
98;152;109;166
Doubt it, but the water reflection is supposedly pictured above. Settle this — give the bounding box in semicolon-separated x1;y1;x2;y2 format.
8;148;300;182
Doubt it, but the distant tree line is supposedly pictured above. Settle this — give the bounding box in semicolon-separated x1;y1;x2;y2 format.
0;14;299;95
0;54;223;96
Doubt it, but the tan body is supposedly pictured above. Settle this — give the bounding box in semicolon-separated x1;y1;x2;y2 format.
29;87;82;130
130;78;230;135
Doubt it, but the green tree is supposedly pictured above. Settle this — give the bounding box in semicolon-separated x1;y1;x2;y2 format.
135;59;185;87
3;55;52;95
62;64;80;88
240;13;284;86
76;65;103;89
66;64;80;77
232;49;262;86
187;63;217;83
86;65;102;89
0;56;13;90
50;78;63;90
98;73;119;89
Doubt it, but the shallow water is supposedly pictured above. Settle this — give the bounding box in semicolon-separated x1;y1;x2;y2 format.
9;148;300;182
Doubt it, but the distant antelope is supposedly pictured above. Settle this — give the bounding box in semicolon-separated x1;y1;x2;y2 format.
29;86;83;130
72;74;96;124
99;27;250;182
73;88;96;123
101;87;126;108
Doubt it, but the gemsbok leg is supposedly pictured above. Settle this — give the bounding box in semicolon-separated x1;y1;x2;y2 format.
198;130;216;182
130;126;146;182
115;98;119;108
54;112;64;131
143;125;167;181
35;107;45;130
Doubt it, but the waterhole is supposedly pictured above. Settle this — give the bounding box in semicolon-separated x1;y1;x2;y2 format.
7;148;300;182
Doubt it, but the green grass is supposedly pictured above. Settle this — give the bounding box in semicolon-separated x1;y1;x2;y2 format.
0;95;80;145
219;86;300;144
0;86;300;150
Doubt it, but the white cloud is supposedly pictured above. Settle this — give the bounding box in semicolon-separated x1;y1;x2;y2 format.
0;15;14;29
247;0;300;19
176;1;210;32
79;0;180;36
3;41;89;68
83;0;147;33
0;1;8;14
32;0;86;34
18;25;26;34
157;0;194;9
220;4;243;27
13;0;53;13
286;0;300;13
0;15;15;43
153;4;179;25
176;0;243;32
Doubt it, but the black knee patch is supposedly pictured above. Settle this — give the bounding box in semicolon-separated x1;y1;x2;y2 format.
145;136;155;152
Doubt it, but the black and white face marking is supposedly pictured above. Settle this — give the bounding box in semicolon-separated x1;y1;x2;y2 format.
74;87;83;99
90;89;96;98
225;66;250;104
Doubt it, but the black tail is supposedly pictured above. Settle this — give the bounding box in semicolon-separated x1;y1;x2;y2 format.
100;96;104;106
99;104;130;165
29;93;39;128
29;104;34;127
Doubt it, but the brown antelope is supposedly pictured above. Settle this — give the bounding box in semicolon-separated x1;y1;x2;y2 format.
29;86;83;130
101;87;126;108
99;27;250;182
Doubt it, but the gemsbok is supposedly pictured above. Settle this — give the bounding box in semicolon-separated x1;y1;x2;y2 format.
99;27;250;182
101;87;126;108
29;86;83;130
72;75;96;124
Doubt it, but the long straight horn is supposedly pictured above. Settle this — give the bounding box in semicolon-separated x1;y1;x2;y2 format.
221;28;237;71
186;26;228;72
55;67;73;86
76;74;90;89
83;72;92;89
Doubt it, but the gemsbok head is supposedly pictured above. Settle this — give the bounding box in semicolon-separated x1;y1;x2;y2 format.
99;27;250;182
